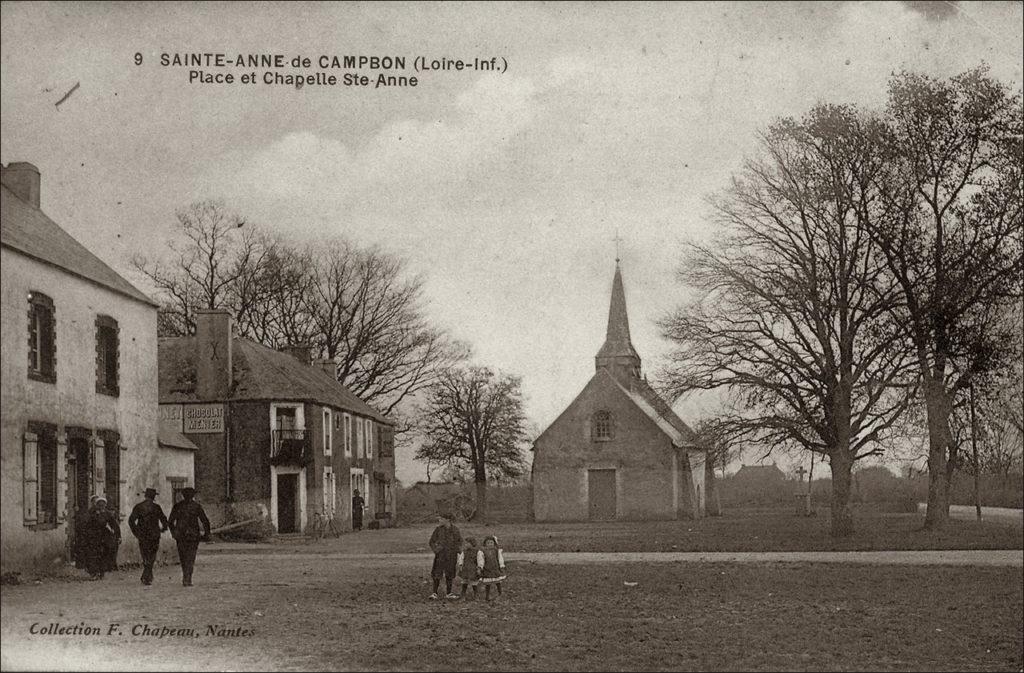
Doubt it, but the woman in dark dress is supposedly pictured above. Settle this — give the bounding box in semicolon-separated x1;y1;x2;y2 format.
82;496;120;579
351;490;365;531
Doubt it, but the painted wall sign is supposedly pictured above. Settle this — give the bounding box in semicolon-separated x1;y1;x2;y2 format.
183;404;224;433
160;404;183;433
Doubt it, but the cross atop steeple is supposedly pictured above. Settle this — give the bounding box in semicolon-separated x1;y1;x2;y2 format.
612;230;623;264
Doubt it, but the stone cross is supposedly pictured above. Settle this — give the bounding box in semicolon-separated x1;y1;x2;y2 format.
795;465;808;484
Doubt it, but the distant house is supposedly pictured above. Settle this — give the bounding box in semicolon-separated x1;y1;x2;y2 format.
398;482;468;522
732;463;787;483
158;310;397;533
532;262;708;521
1;162;191;571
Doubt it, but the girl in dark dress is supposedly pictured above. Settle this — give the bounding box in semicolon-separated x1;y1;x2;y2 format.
456;537;482;599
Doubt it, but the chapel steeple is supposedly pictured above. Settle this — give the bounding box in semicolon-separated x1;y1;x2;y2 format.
595;261;642;384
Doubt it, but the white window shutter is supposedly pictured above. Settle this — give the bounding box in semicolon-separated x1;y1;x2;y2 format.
56;434;68;522
119;444;128;520
23;432;39;525
322;467;329;512
91;437;105;497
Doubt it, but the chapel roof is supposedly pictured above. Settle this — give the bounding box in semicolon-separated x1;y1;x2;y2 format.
595;263;641;362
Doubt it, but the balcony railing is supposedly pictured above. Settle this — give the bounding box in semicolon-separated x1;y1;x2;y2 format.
271;428;310;465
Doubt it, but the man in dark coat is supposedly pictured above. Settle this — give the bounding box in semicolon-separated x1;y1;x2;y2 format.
128;488;169;585
352;489;365;531
167;487;211;587
428;512;462;599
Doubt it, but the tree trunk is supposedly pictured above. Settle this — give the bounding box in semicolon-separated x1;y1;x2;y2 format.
472;479;487;523
923;377;953;530
829;453;855;537
704;454;722;517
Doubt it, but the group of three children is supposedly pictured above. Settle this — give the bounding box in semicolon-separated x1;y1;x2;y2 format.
428;513;506;601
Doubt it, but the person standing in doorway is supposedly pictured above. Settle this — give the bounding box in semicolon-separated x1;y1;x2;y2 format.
352;489;365;531
128;488;168;585
82;495;120;580
167;487;211;587
428;512;462;600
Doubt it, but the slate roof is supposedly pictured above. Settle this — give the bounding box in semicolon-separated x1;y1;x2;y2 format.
158;335;390;423
596;263;641;361
0;182;158;307
606;372;701;448
158;428;199;451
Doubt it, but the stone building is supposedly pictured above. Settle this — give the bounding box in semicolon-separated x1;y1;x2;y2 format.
1;162;192;571
532;262;707;521
158;310;397;533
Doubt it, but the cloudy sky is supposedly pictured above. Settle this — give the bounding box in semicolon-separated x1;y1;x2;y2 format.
2;1;1022;484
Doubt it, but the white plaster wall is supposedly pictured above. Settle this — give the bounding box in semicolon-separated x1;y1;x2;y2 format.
1;247;159;571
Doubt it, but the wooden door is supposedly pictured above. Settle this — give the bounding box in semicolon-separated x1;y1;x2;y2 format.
68;437;92;560
588;469;617;520
277;474;297;533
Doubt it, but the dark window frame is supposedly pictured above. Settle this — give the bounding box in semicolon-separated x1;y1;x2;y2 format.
97;429;121;519
95;315;120;396
27;292;56;383
593;411;614;441
26;421;59;530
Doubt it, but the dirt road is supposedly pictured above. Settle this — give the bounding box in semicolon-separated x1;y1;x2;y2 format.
205;548;1024;567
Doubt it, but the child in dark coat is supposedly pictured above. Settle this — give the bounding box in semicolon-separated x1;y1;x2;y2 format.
479;535;507;601
456;538;483;599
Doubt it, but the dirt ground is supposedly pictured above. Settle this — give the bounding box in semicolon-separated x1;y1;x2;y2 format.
197;509;1024;558
3;514;1021;671
2;549;1022;672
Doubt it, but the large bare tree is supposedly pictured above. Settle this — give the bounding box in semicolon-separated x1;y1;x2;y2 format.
868;68;1023;528
415;366;529;521
304;243;469;416
136;201;467;415
133;200;274;336
661;105;915;536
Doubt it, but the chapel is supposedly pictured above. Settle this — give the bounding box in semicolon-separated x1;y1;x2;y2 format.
532;262;707;521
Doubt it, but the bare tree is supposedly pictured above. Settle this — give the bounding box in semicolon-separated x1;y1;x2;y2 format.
133;200;273;335
661;105;916;536
415;366;529;521
137;202;467;415
304;243;469;416
867;67;1023;529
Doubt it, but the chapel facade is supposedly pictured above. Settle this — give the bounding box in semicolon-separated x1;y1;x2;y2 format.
532;263;707;521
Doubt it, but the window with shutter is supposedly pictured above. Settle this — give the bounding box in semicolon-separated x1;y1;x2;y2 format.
23;432;39;525
343;414;352;458
323;409;332;456
366;420;373;459
27;292;56;383
95;316;119;396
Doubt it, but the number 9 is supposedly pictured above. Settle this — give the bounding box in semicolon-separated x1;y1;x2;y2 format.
134;52;143;66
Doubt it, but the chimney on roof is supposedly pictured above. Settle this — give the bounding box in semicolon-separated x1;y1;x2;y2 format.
313;357;338;380
195;309;233;399
281;344;312;367
1;162;41;208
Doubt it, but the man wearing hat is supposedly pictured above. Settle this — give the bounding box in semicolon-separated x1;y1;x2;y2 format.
167;487;211;587
128;488;169;585
427;511;462;600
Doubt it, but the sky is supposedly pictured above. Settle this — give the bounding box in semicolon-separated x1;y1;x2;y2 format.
2;1;1022;485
